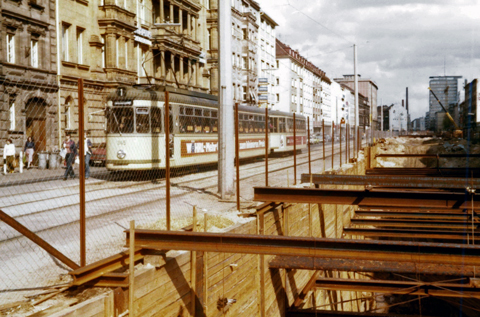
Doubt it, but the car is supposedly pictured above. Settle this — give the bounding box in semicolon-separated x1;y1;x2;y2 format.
90;143;106;166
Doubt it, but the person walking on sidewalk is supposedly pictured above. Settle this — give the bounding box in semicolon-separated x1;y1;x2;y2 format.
84;132;92;179
63;135;76;180
24;136;35;169
3;139;16;174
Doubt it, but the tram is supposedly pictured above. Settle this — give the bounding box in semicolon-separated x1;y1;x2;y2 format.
105;85;307;171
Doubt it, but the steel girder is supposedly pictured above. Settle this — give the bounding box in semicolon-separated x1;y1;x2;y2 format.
127;230;480;266
253;187;480;209
300;174;480;189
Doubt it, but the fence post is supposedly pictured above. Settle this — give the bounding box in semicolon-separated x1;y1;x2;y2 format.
265;107;268;187
331;121;335;169
322;119;325;173
235;103;240;211
165;91;171;231
308;117;311;177
293;113;297;185
78;78;86;267
129;220;135;317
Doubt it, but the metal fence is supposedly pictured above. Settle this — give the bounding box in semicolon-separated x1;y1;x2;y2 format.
1;77;377;305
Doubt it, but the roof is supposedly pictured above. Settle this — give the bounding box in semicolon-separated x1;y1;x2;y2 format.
275;39;331;84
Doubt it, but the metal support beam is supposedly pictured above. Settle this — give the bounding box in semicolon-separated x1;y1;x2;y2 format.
300;174;480;190
287;309;430;317
315;277;480;298
253;187;480;210
269;256;477;276
0;209;79;270
355;210;479;220
366;168;480;177
126;230;480;266
350;218;477;230
343;227;480;240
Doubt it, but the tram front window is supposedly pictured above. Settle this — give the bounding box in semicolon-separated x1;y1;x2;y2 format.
136;108;150;133
107;108;134;134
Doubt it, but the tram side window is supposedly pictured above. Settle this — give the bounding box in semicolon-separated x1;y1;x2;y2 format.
279;118;286;133
296;119;305;133
287;119;294;132
269;117;278;133
136;108;150;133
107;108;134;134
211;111;218;132
151;107;162;133
180;107;195;133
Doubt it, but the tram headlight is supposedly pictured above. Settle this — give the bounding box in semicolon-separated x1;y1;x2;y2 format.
117;150;126;159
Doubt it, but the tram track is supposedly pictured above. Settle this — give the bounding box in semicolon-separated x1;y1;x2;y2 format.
0;140;361;243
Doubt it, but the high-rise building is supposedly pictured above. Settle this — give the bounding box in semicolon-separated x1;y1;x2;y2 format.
428;76;462;131
257;12;278;108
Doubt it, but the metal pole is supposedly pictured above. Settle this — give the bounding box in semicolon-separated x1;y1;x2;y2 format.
165;91;171;231
218;0;234;198
331;121;334;169
129;220;135;317
78;78;86;267
354;44;359;158
293;113;297;185
308;117;311;176
322;119;325;173
265;107;268;187
235;103;240;211
340;123;342;167
347;124;349;162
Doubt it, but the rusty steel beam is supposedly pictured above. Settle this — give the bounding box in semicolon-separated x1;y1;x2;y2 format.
355;210;478;220
287;309;430;317
300;174;480;189
375;153;480;158
69;248;145;286
269;256;477;276
127;230;480;266
358;206;467;212
350;218;477;230
0;209;79;270
343;227;479;240
315;277;480;298
365;168;480;177
253;187;480;210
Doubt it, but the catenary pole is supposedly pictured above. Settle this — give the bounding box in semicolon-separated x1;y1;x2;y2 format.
354;44;359;153
218;0;234;198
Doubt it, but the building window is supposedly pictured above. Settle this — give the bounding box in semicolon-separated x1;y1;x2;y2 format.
116;37;119;67
7;34;15;63
242;57;247;70
77;28;84;64
101;35;106;68
276;94;280;102
65;106;71;130
31;39;38;68
125;39;128;70
138;44;147;77
9;102;15;130
62;24;70;61
243;29;247;40
242;86;247;101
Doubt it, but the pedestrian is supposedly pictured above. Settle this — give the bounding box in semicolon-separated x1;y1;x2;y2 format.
3;138;16;174
63;134;76;180
24;136;35;169
84;132;92;179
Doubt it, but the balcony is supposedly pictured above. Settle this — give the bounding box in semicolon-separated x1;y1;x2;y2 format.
151;26;201;56
98;5;136;31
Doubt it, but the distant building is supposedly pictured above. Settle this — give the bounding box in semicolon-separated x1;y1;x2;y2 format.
334;74;378;129
411;117;425;131
257;12;278;108
275;39;329;134
460;79;479;129
389;103;408;132
428;76;462;131
377;105;392;131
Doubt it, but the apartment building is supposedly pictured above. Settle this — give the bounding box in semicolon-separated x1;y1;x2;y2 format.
257;12;277;108
1;0;58;152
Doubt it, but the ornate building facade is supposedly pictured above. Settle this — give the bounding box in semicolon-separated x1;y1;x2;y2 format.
1;0;58;153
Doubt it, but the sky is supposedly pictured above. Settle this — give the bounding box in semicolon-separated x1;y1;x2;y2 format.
258;0;480;119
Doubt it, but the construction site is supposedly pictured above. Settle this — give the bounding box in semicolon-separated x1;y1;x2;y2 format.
2;132;480;317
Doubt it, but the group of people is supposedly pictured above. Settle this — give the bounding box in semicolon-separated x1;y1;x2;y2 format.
2;134;92;179
2;136;36;174
62;133;92;180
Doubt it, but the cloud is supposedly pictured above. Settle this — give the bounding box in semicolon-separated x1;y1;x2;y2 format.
259;0;480;119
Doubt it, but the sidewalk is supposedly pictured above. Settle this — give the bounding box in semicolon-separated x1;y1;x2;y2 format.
0;165;108;187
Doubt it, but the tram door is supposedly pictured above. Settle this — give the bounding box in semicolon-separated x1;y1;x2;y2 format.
169;106;174;158
26;98;47;163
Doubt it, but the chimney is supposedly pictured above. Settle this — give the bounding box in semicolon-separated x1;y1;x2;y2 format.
406;87;409;112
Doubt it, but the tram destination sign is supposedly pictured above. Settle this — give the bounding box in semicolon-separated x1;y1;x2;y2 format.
181;139;265;157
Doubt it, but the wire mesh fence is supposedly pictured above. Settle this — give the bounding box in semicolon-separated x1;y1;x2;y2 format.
1;77;378;305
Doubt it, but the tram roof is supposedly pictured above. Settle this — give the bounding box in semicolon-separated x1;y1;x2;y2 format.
109;85;218;107
109;85;305;120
